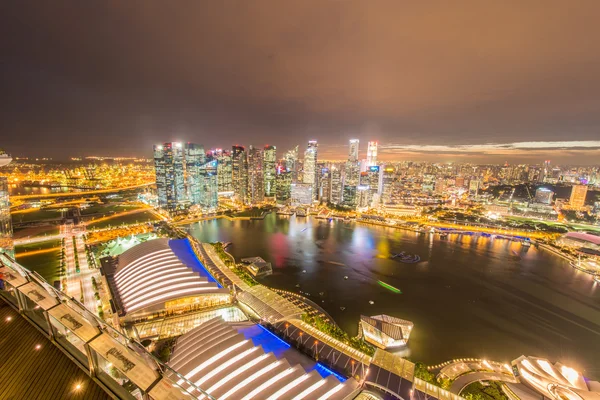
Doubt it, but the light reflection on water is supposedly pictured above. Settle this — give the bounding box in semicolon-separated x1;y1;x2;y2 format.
187;213;600;376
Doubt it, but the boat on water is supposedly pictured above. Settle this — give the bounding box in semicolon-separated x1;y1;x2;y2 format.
343;275;349;280
594;275;600;284
369;300;375;305
521;240;531;247
440;233;449;239
391;252;421;263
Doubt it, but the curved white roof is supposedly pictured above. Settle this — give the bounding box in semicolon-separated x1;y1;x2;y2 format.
114;239;227;314
167;317;357;400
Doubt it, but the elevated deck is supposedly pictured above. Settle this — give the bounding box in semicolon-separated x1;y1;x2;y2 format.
0;298;111;400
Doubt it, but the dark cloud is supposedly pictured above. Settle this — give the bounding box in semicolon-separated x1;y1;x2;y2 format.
1;1;600;162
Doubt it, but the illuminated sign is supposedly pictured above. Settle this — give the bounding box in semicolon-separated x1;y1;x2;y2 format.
369;166;380;172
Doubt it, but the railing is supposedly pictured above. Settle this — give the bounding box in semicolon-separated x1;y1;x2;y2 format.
0;252;214;400
413;378;465;400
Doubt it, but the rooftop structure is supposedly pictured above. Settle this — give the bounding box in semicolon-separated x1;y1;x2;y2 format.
359;315;414;349
557;232;600;251
241;256;273;277
105;238;230;320
512;355;600;400
166;316;358;399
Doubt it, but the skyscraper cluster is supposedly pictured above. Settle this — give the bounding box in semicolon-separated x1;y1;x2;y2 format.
153;139;389;212
154;142;218;213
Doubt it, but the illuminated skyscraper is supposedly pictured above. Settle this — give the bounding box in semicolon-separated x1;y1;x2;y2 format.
247;145;264;204
0;149;13;257
154;142;185;212
198;160;219;211
570;185;588;209
284;145;299;181
303;140;318;200
263;145;277;198
359;166;382;207
348;139;360;162
231;145;248;203
275;170;292;204
538;160;551;182
319;168;331;202
342;185;357;208
330;166;343;205
366;141;378;166
183;143;205;205
381;166;395;204
213;149;233;193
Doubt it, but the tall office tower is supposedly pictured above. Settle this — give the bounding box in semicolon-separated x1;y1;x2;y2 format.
213;149;233;193
247;145;264;204
276;171;292;204
360;166;382;206
154;142;186;212
348;139;360;162
263;145;277;198
0;149;13;257
342;185;357;208
381;166;395;204
535;188;554;205
569;185;588;209
366;141;378;166
330;166;343;205
231;145;248;203
284;145;299;181
356;183;371;209
303;140;318;200
198;160;219;211
183;143;206;205
319;168;331;202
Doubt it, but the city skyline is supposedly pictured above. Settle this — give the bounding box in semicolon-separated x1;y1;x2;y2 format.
2;3;600;399
2;2;600;163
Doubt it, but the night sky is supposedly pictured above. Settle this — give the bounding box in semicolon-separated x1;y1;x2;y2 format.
2;1;600;163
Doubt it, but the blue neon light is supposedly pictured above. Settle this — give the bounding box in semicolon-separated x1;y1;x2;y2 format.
313;363;347;382
257;324;291;349
169;239;221;287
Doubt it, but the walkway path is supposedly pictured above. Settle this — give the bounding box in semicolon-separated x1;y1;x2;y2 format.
450;372;518;394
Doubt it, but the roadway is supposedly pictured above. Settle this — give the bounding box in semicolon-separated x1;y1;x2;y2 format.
60;224;100;313
11;182;153;200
